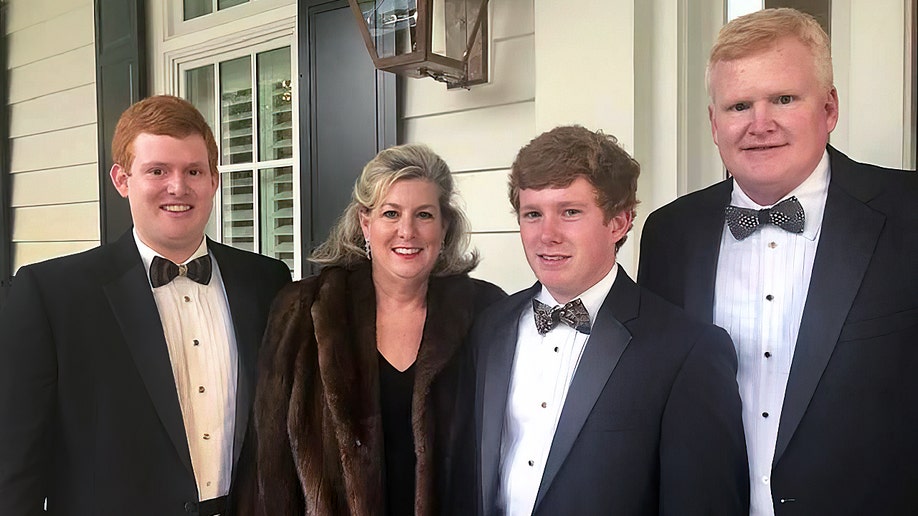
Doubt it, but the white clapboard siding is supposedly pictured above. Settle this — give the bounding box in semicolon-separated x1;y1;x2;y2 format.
10;125;98;174
469;232;534;294
5;0;89;34
401;0;535;291
11;165;99;207
402;101;535;173
12;203;100;242
5;0;100;269
453;169;517;233
13;241;98;272
8;44;96;104
7;5;94;69
9;84;97;138
402;35;535;118
491;0;534;40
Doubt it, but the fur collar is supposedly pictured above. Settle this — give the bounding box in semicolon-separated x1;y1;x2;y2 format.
260;264;500;515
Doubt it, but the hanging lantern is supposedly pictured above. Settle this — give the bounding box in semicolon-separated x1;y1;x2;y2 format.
347;0;489;88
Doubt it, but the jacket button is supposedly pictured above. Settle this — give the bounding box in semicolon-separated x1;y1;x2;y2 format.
184;501;197;513
355;439;362;447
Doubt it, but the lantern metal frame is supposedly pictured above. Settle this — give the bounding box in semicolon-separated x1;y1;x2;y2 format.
347;0;489;88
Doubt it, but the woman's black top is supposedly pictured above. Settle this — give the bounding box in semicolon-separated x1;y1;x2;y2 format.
378;352;417;516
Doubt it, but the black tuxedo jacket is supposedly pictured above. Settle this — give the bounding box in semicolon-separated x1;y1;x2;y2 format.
466;269;748;515
638;146;918;515
0;230;290;516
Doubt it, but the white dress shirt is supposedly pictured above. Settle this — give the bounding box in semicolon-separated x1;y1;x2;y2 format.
134;231;238;501
713;152;830;516
498;264;619;516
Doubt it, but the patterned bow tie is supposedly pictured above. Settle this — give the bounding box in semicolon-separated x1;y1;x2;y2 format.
150;255;212;288
724;196;805;241
533;298;591;335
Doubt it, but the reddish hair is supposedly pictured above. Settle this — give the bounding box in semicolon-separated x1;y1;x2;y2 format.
111;95;218;175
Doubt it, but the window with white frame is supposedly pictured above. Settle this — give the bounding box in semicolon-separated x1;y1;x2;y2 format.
184;0;249;21
180;41;297;272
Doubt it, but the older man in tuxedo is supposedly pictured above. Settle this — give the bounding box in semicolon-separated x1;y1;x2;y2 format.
639;8;918;515
464;125;748;515
0;95;290;515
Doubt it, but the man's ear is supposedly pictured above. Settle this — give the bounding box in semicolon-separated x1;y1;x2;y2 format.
608;209;634;242
110;164;130;198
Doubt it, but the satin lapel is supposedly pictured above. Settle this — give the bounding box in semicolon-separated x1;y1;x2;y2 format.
209;240;259;469
478;286;536;516
103;232;194;475
533;271;638;511
773;168;884;464
684;180;733;323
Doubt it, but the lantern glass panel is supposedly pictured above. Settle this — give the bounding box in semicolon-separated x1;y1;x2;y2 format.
354;0;418;58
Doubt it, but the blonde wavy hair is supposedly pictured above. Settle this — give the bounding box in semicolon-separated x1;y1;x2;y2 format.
310;143;479;275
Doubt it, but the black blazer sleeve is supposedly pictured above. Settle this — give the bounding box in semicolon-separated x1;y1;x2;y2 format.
0;266;57;516
659;324;749;515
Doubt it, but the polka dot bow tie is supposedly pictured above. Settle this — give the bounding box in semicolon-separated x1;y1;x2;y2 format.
533;298;592;335
724;196;805;241
150;255;212;288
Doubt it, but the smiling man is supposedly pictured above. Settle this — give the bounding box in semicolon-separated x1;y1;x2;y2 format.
638;8;918;516
465;125;748;515
0;96;290;516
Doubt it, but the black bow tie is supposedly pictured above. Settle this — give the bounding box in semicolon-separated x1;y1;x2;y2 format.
533;298;591;335
724;196;805;240
150;255;212;288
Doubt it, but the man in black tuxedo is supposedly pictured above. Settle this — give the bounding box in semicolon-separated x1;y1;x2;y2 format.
465;126;748;515
639;8;918;516
0;95;290;516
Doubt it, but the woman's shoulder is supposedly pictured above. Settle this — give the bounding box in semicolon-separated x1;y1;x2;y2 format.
433;274;507;311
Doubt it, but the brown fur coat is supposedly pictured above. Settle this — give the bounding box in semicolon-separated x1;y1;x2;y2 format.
252;264;504;515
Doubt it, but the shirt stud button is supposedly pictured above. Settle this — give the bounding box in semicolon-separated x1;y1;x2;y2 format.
762;412;769;418
768;242;777;249
540;402;547;408
198;386;205;393
528;460;534;466
183;295;191;302
765;294;774;301
553;347;559;353
193;339;200;346
203;433;210;440
764;351;771;358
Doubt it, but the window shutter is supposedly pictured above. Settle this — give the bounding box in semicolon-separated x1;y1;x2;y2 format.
95;0;146;243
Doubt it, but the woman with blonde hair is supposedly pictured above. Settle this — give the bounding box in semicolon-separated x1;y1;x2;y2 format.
252;143;504;515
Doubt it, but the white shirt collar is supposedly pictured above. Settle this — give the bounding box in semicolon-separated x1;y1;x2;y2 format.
731;150;831;241
133;228;209;288
535;263;619;326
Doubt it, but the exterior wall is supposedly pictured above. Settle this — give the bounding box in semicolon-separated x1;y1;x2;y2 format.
2;0;911;284
401;0;537;293
401;0;914;294
5;0;99;272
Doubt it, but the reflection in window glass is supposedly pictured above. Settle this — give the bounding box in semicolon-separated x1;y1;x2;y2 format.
260;167;295;270
185;64;218;238
220;56;253;165
184;0;213;20
222;170;255;252
184;45;295;271
186;65;216;134
257;48;293;161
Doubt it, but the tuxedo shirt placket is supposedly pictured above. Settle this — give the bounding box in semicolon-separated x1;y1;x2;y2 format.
713;153;829;516
498;265;618;516
135;234;238;501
